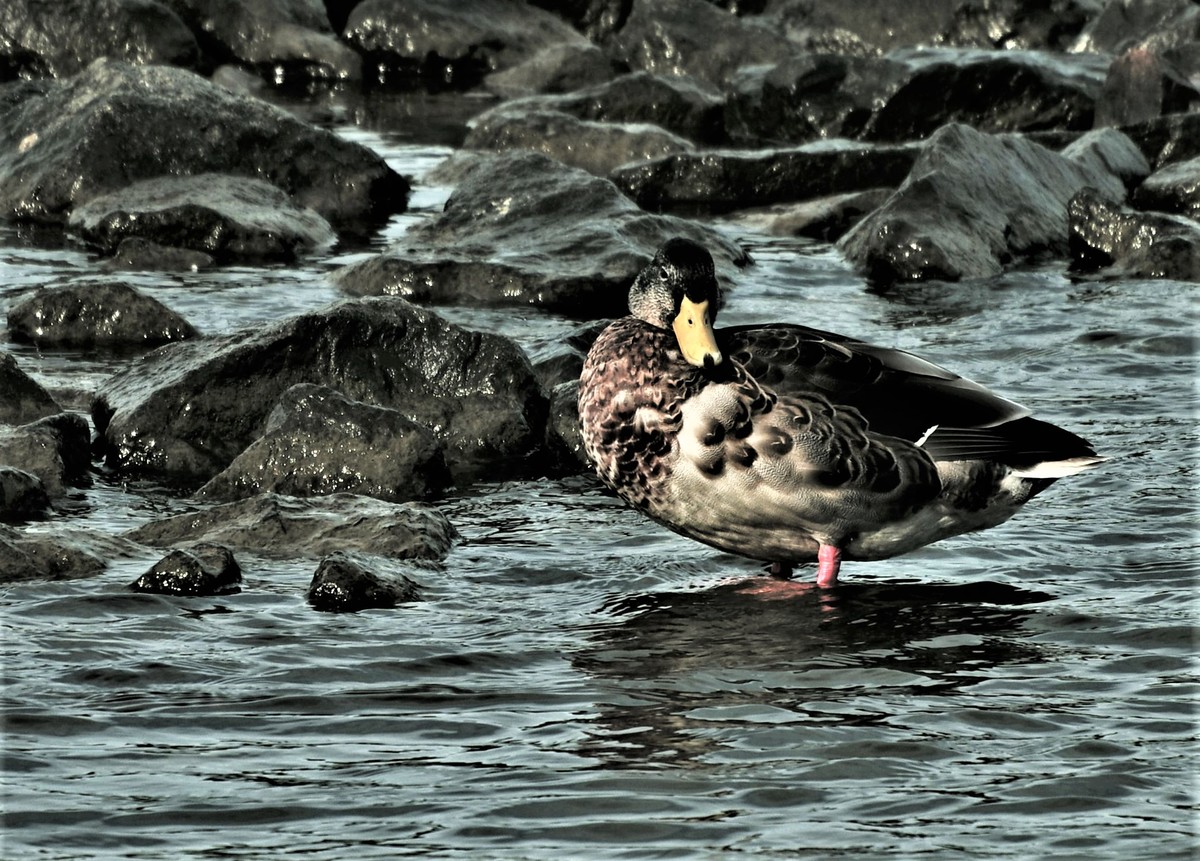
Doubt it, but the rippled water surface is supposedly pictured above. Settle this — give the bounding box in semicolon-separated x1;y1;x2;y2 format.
2;93;1197;860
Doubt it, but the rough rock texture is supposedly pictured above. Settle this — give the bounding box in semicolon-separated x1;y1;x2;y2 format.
0;352;62;426
1069;186;1200;281
0;466;50;521
1133;155;1200;218
0;60;409;231
129;542;242;596
838;123;1132;285
0;412;91;496
68;174;335;264
0;0;199;78
0;524;136;582
344;0;586;87
335;151;749;318
307;550;422;612
611;0;795;87
732;189;895;240
1093;45;1200;128
484;43;625;98
92;297;546;485
1119;111;1200;170
7;282;198;349
1071;0;1200;57
863;49;1108;141
195;383;449;503
159;0;361;83
464;105;694;176
612;140;920;213
1060;127;1152;191
124;492;457;559
528;0;630;42
104;237;215;271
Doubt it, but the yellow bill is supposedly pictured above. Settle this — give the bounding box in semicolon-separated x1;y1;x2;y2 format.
673;297;723;368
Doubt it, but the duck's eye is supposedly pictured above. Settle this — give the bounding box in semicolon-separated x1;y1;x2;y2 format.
658;265;670;281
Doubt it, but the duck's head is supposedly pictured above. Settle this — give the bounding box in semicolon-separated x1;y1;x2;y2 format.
629;238;723;370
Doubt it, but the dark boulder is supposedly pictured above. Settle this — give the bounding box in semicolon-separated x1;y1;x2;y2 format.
0;59;409;231
838;123;1132;285
863;49;1108;142
335;151;749;318
92;296;546;485
1060;127;1152;191
547;380;587;472
0;523;134;582
1133;156;1200;219
0;466;50;521
307;551;422;612
1072;0;1199;58
343;0;586;88
105;237;216;272
68;174;336;264
129;542;241;596
159;0;361;84
124;492;457;560
1120;112;1200;170
732;188;894;241
0;352;61;426
611;0;795;87
1093;45;1200;128
1069;186;1200;282
464;104;694;176
7;281;198;349
195;383;449;503
0;412;91;496
611;140;920;214
0;0;198;79
527;0;631;42
484;43;626;98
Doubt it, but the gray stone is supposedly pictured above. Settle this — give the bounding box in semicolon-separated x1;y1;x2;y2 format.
0;352;61;426
307;551;422;612
0;412;91;496
125;492;457;560
7;281;199;349
130;542;242;596
195;384;449;503
0;466;50;521
1069;186;1200;282
0;523;136;583
68;174;336;264
1134;156;1200;219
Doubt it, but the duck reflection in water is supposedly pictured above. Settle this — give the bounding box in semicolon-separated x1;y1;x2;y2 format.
578;238;1102;589
572;578;1052;766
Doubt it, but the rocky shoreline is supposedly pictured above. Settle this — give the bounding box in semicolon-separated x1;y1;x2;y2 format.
1;0;1197;609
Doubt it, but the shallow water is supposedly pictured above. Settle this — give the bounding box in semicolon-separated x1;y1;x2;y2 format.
2;91;1197;860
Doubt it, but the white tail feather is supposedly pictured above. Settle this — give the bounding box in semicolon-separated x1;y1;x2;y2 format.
1013;456;1107;479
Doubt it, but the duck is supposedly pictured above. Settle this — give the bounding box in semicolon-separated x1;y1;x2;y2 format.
577;237;1103;588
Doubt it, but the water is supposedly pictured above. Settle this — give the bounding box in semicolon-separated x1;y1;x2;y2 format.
2;91;1197;860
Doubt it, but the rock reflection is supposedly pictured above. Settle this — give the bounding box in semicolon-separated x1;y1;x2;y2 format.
573;578;1052;765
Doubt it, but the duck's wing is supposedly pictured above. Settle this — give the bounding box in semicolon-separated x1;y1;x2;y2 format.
718;324;1098;467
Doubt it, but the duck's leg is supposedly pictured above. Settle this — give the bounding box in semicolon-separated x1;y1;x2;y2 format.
767;561;793;580
815;544;842;588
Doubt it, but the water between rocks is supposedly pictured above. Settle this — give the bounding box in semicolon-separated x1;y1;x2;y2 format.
2;94;1196;860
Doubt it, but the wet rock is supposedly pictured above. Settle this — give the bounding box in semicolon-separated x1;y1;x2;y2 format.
0;59;409;232
0;0;199;78
731;188;894;241
195;384;449;503
529;320;606;393
1119;111;1200;169
129;542;241;596
343;0;586;88
938;0;1100;50
484;43;625;98
528;0;631;42
464;104;694;176
0;523;134;582
105;237;215;272
1060;127;1152;191
611;0;795;87
838;123;1130;285
1093;45;1200;128
1069;186;1200;281
92;296;546;485
0;352;61;426
0;466;50;521
125;492;457;560
612;140;920;214
534;72;727;145
1071;0;1200;57
546;380;587;472
335;151;748;318
307;551;421;612
160;0;361;84
0;412;91;496
863;49;1107;142
725;54;909;145
1133;156;1200;219
7;281;198;349
68;174;336;264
